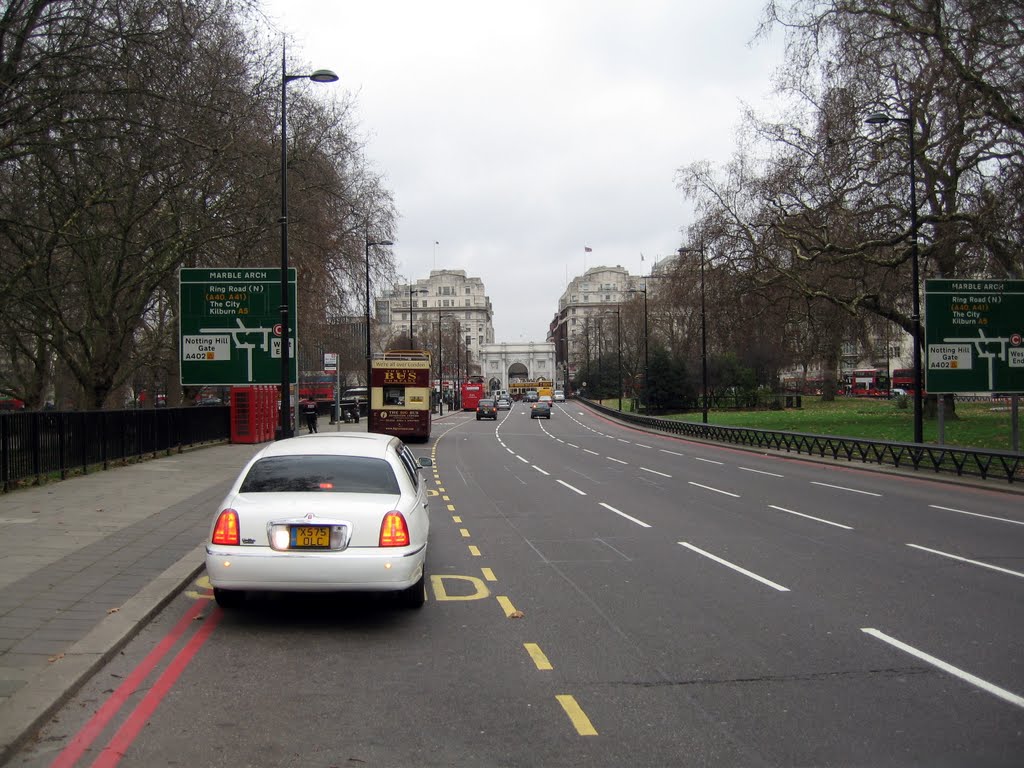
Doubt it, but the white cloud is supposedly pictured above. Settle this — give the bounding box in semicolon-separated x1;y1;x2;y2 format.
263;0;784;340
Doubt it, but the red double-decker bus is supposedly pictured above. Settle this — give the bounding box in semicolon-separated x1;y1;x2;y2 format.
844;368;891;397
891;368;915;394
460;376;486;411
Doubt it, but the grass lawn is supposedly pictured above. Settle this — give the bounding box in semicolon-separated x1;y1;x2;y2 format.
602;396;1021;452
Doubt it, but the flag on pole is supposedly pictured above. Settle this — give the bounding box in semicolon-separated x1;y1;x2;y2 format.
640;253;644;261
584;246;592;252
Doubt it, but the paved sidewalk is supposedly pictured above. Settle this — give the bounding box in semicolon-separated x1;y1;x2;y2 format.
0;415;371;763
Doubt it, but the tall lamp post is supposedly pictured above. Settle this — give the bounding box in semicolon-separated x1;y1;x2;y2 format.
279;46;338;440
364;238;393;410
866;107;923;443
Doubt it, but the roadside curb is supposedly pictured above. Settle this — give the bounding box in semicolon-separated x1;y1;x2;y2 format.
0;544;207;765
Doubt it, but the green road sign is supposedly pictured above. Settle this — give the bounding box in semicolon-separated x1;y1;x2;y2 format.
925;279;1024;394
179;268;297;386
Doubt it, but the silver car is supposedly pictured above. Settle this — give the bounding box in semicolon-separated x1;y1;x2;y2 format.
206;433;432;610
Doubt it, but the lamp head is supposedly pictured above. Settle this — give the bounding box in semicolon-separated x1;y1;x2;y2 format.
865;112;891;125
309;69;339;83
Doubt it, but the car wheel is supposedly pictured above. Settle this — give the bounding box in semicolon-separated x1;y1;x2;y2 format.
398;573;426;609
213;588;246;610
476;415;481;420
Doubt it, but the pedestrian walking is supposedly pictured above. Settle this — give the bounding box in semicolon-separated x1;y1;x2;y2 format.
302;399;318;433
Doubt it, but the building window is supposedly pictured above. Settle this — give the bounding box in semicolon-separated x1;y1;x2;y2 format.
479;335;483;345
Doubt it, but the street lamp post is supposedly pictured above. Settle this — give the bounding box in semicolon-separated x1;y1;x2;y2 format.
364;238;393;411
279;45;338;440
866;107;923;443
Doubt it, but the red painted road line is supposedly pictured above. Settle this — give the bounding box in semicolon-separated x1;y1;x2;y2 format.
89;607;223;768
49;600;208;768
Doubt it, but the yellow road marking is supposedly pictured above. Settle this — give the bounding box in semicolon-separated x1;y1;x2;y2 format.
481;567;496;581
460;528;470;537
447;504;456;512
452;515;462;523
556;695;598;736
524;643;552;670
442;495;450;501
468;545;481;556
496;595;518;617
430;574;490;600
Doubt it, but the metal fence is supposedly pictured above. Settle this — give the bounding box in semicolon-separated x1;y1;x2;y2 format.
580;399;1023;484
0;406;231;492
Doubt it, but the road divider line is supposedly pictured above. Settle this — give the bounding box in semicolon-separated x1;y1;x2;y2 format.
468;545;481;556
688;482;740;498
679;542;790;592
557;479;587;496
769;504;853;530
660;449;684;456
861;628;1024;709
906;543;1024;579
929;504;1024;526
617;438;631;443
517;455;529;463
607;457;628;464
452;515;462;523
641;467;672;478
599;502;651;528
496;595;519;617
524;643;553;670
740;467;784;478
460;528;471;538
532;465;551;475
811;481;882;497
481;567;497;582
584;449;599;455
556;695;598;736
695;457;724;465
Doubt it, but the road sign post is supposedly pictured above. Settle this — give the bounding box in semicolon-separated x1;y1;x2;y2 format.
179;268;298;386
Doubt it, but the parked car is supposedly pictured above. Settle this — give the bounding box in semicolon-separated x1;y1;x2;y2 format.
530;400;552;419
496;397;511;410
205;433;432;610
553;390;565;402
476;398;498;420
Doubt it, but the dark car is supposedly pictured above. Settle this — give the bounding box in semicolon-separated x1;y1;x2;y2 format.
530;400;551;419
524;391;539;402
476;398;498;420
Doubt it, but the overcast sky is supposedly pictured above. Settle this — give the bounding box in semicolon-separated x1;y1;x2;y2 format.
263;1;786;342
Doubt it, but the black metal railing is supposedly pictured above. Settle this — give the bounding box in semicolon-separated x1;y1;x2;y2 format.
0;406;231;492
580;399;1023;484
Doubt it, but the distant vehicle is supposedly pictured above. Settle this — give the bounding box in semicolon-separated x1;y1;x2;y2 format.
523;391;539;402
553;390;565;402
205;432;432;610
476;398;498;420
496;397;511;410
530;400;551;419
461;375;487;411
369;351;432;441
538;395;553;407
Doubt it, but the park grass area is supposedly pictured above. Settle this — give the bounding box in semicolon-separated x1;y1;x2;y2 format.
605;396;1020;452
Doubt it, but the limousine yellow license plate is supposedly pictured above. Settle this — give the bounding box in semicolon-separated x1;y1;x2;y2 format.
290;525;330;548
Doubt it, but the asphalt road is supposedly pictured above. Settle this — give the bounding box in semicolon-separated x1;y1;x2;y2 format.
8;402;1024;767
